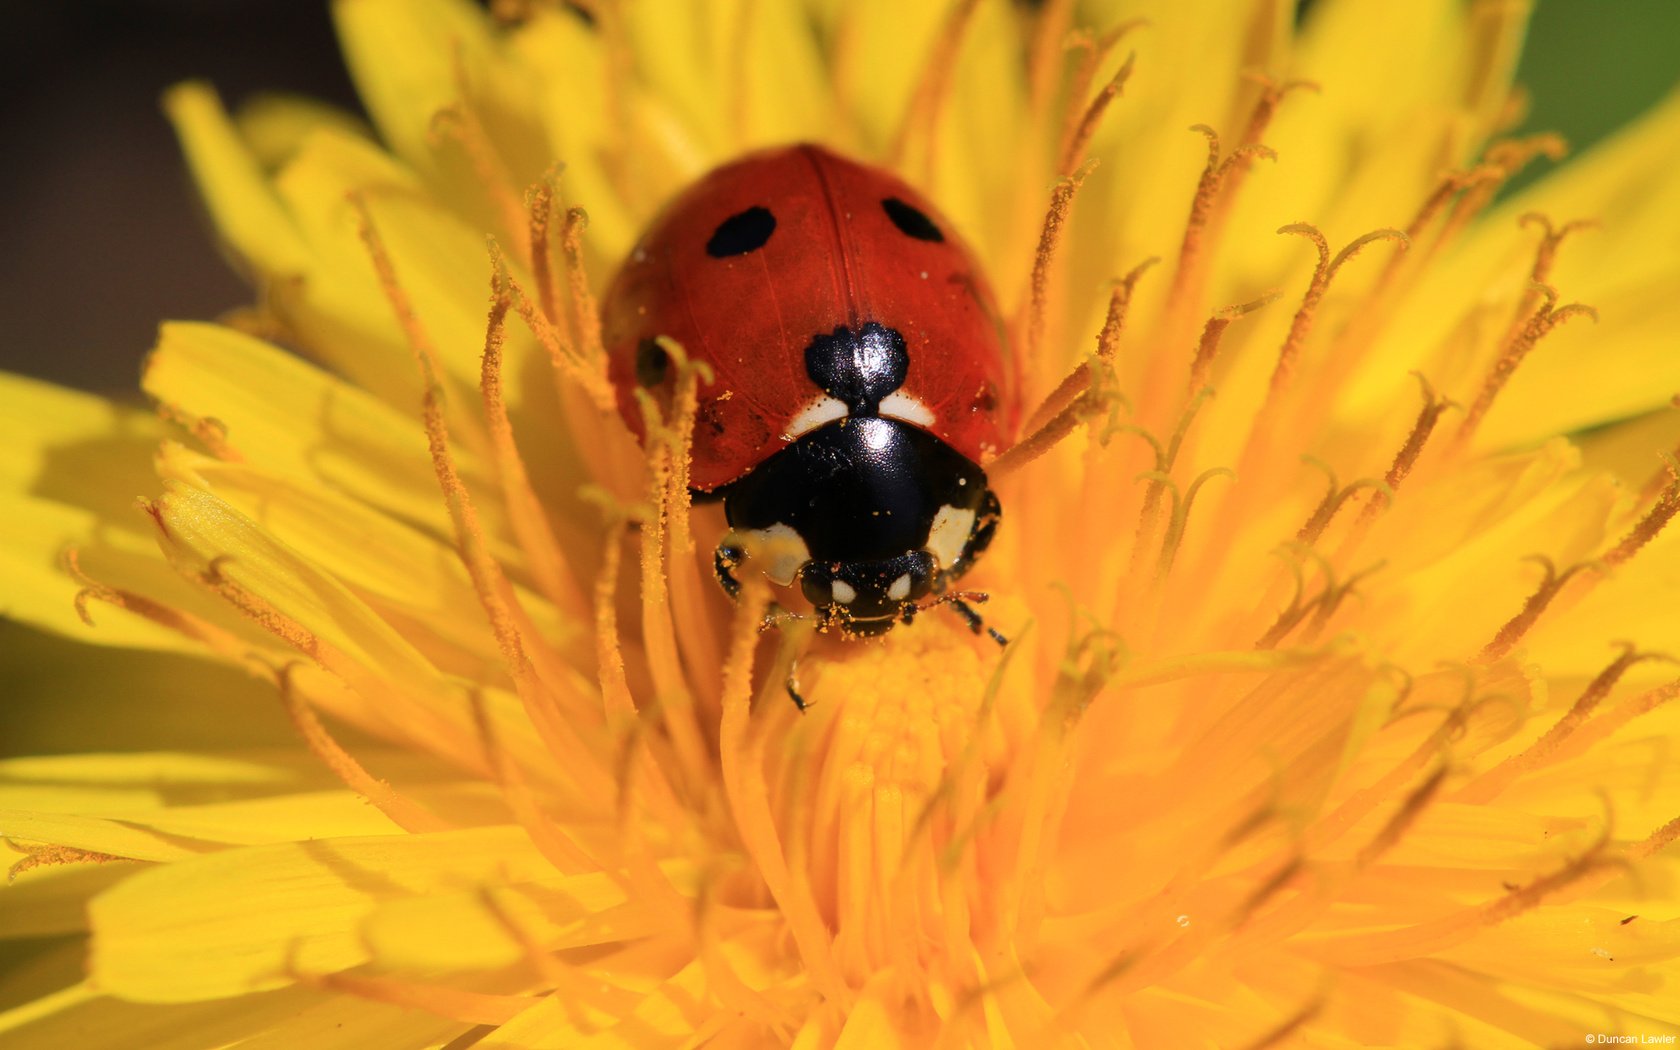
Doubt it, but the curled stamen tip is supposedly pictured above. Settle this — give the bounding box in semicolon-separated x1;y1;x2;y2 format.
1106;17;1150;40
1066;158;1100;183
1218;290;1283;318
1124;255;1161;278
1550;303;1599;325
425;104;466;140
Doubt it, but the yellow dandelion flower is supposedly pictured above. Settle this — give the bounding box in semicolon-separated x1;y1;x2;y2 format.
6;0;1680;1046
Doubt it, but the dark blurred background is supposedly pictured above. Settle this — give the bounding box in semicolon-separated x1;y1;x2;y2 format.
2;0;1677;396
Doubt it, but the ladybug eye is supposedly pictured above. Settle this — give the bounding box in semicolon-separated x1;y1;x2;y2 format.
881;197;944;242
706;206;776;257
635;338;670;387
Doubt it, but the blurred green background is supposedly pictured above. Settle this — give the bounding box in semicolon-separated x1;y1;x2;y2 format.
1506;0;1680;194
0;0;1675;393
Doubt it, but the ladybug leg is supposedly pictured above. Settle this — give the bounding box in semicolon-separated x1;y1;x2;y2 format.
713;542;745;599
947;596;1008;648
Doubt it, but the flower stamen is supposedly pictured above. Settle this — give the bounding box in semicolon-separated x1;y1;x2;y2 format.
1455;282;1598;446
1267;224;1407;400
67;546;247;655
1011;255;1154;443
1353;763;1450;869
1384;372;1457;493
482;271;587;618
303;969;540;1025
6;843;130;881
1479;555;1603;662
490;241;616;414
1603;454;1680;567
1311;828;1616;967
1188;290;1280;394
356;198;603;770
275;663;450;833
888;0;984;174
1018;161;1097;395
1295;458;1392;545
1058;51;1135;176
717;582;849;1004
560;207;606;364
632;344;717;784
1167;124;1278;319
429;100;527;255
1155;466;1235;581
1238;995;1325;1050
525;173;564;324
1025;0;1080;116
1455;645;1676;803
465;689;605;877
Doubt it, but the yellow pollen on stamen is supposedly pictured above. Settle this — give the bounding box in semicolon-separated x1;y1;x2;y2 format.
1455;282;1598;446
480;272;586;618
428;100;528;257
1187;290;1280;393
1479;556;1603;663
1603;456;1680;567
1019;161;1097;393
355;197;607;791
6;844;130;882
1058;51;1135;177
274;664;450;834
889;0;984;175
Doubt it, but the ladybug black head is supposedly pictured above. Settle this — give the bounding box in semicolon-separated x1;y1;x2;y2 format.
798;551;935;634
713;415;999;638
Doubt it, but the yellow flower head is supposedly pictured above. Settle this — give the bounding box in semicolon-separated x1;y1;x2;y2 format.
5;0;1680;1046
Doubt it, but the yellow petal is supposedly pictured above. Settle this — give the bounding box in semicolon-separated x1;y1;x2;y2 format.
163;82;313;279
142;321;515;563
0;494;198;651
476;958;713;1048
0;625;294;756
0;981;463;1050
156;442;565;669
333;0;552;217
87;826;552;1001
362;861;695;971
234;92;373;172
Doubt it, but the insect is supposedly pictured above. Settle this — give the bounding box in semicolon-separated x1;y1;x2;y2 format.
603;145;1014;644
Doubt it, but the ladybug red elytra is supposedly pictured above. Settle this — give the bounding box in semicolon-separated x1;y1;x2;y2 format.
604;145;1015;640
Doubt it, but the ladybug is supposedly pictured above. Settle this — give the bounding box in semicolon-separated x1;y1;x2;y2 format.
603;145;1014;640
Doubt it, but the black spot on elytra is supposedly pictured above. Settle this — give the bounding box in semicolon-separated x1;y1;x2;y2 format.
882;197;944;242
635;338;670;387
706;206;776;257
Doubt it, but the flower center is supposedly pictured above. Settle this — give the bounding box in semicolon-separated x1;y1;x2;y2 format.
785;627;994;986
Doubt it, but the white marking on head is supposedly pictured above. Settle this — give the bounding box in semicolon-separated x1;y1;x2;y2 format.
924;505;975;572
782;396;848;440
831;580;857;604
887;573;911;602
739;524;811;585
879;391;935;428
